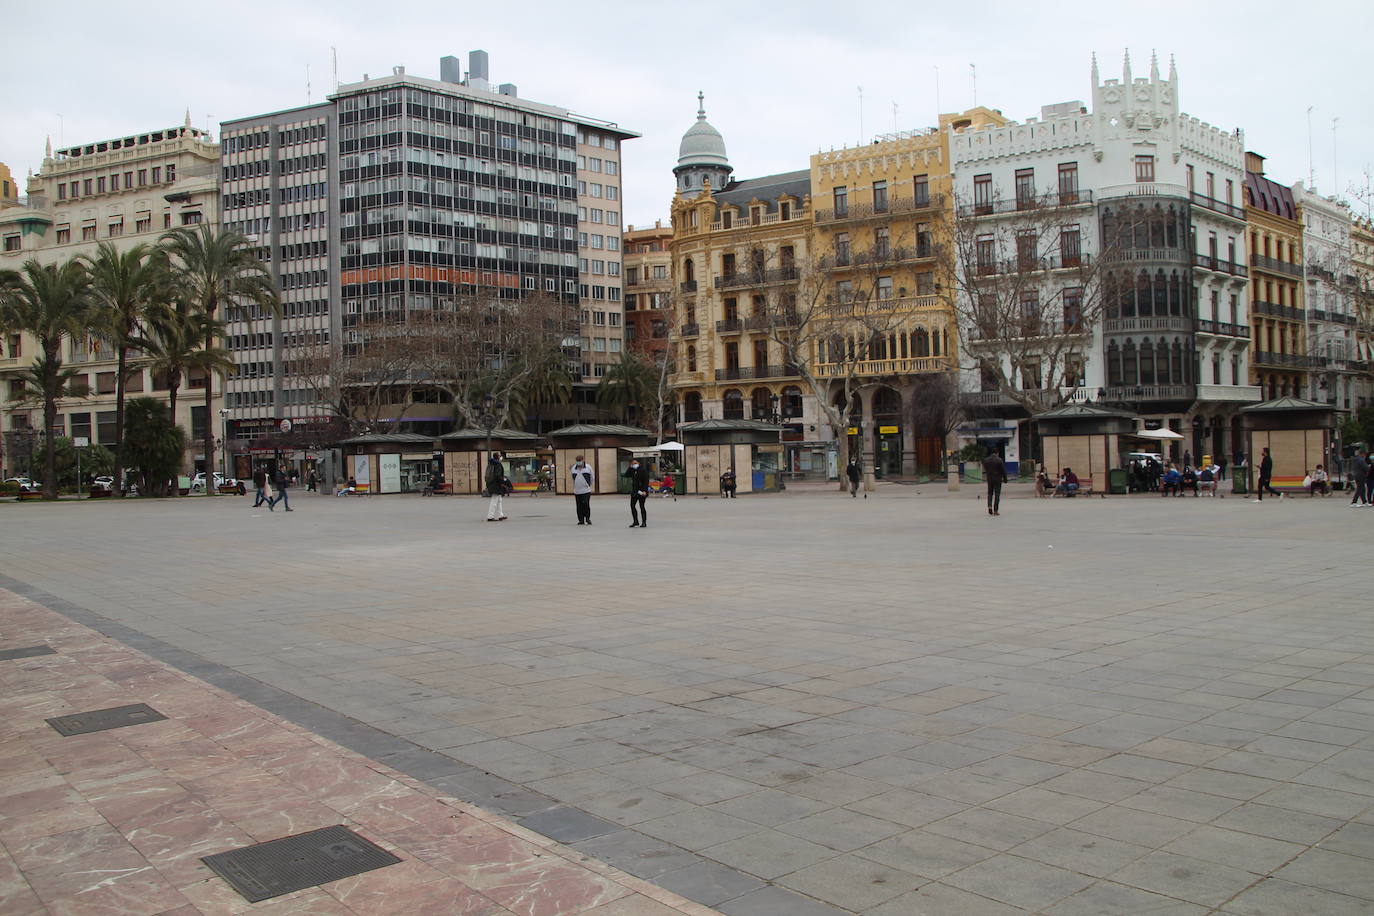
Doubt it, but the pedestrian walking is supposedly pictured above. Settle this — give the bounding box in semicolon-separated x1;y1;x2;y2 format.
624;457;650;527
307;470;319;492
571;455;594;525
485;451;507;521
1255;447;1281;501
1214;456;1227;481
269;466;292;512
982;450;1006;516
1351;449;1370;507
845;458;861;498
719;468;737;498
252;467;270;507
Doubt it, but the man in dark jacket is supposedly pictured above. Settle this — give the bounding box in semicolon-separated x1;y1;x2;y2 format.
485;451;508;521
1256;447;1281;501
623;458;650;527
252;468;270;507
845;459;862;497
982;451;1006;516
269;466;292;512
1351;449;1369;506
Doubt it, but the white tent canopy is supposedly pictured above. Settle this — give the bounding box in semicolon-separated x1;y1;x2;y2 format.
1131;427;1184;440
655;441;686;451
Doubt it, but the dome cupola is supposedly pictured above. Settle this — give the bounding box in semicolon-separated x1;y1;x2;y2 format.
673;92;732;196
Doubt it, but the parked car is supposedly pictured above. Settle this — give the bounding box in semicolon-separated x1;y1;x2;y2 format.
5;477;36;491
92;475;114;489
191;472;244;494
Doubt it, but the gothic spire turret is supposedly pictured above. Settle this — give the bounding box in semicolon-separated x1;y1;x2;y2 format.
1123;50;1133;84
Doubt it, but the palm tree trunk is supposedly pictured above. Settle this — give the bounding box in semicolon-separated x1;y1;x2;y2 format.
167;378;180;496
113;344;127;497
42;342;59;501
203;324;214;490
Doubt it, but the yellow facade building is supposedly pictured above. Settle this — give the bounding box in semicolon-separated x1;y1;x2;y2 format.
667;102;999;476
1243;153;1307;399
0;162;17;208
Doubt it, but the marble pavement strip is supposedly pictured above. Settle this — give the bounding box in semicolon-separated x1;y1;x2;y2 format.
0;589;722;916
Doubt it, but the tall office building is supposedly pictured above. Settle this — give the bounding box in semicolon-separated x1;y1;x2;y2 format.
219;52;638;470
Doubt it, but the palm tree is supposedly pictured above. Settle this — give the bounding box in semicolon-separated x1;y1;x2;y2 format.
513;347;574;426
596;351;658;425
161;226;276;483
143;300;234;469
0;260;94;499
84;242;169;494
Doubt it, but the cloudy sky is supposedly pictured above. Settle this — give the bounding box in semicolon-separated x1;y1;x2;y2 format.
7;0;1371;228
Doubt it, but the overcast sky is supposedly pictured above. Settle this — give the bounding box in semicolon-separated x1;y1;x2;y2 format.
7;0;1372;228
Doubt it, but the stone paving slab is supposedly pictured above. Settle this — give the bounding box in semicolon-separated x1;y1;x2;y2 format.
0;593;721;915
1;486;1373;913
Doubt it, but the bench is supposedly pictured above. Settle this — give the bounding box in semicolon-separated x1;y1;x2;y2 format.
1052;476;1096;497
422;482;453;496
1269;475;1307;495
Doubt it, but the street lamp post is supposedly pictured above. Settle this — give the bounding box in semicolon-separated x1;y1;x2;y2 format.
219;408;230;481
476;394;503;456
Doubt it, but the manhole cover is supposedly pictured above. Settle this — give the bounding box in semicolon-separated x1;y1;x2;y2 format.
0;645;56;661
202;825;400;902
46;703;167;736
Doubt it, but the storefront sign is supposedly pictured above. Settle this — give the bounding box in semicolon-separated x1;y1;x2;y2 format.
352;455;371;491
846;427;859;435
379;454;401;493
879;426;899;434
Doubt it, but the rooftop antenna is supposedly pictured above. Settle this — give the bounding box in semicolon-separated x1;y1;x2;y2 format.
1307;106;1315;189
934;66;941;114
857;85;864;144
332;47;338;93
306;62;312;104
970;63;977;108
1332;117;1340;198
892;101;899;133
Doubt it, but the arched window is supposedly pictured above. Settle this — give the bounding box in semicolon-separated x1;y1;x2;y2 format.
1123;340;1138;385
1153;270;1168;316
935;329;944;356
723;389;744;420
750;387;772;419
687;345;696;372
684;258;695;283
912;328;930;357
1139;339;1155;385
782;385;802;418
1107;341;1122;386
683;391;703;422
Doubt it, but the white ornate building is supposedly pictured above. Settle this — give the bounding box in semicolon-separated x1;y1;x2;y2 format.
950;53;1261;463
1292;182;1357;410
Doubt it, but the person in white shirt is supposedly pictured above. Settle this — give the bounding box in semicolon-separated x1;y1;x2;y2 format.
571;455;595;525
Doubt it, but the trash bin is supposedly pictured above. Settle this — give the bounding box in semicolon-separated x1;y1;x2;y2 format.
1108;468;1128;495
1232;474;1248;496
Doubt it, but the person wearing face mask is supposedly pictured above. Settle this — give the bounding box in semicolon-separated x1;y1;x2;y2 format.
622;457;650;528
570;454;595;525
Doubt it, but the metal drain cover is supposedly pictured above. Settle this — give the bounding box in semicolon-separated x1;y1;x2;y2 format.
46;703;167;736
0;645;56;661
202;825;400;902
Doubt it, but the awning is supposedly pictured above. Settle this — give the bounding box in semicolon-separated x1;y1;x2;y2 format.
655;441;686;451
621;447;665;457
1130;428;1184;440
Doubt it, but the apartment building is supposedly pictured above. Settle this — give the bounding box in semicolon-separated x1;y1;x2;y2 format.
0;120;221;475
219;103;335;472
221;52;637;455
1292;180;1358;410
622;221;672;361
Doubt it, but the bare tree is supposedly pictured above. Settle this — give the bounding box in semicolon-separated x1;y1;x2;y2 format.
938;189;1121;416
909;369;964;446
405;291;577;430
286;316;425;435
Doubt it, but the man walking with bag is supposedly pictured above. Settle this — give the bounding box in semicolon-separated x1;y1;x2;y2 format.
571;455;595;525
269;466;292;512
1255;447;1282;501
252;467;270;508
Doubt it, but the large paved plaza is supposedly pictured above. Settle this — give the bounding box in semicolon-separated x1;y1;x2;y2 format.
2;485;1373;915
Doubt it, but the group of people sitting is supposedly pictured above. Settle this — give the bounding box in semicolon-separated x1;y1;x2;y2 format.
1035;467;1082;497
1158;463;1219;496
